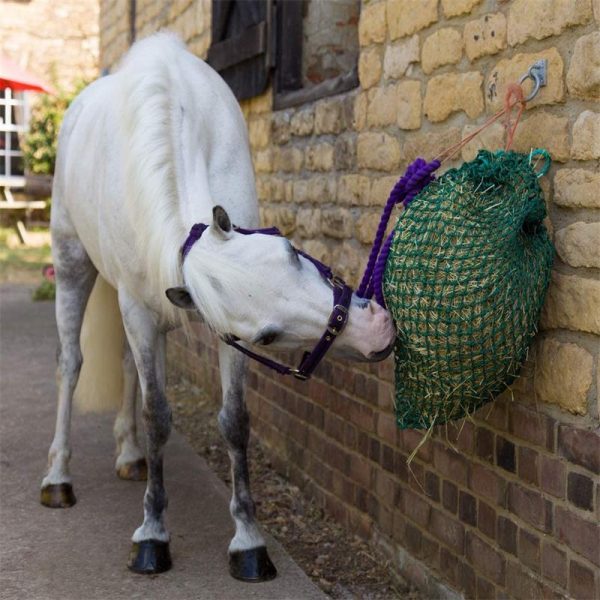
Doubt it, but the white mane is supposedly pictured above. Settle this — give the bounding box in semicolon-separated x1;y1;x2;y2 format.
117;33;191;326
108;32;265;336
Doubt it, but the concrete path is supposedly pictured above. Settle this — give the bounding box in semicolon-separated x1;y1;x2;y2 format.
0;284;324;600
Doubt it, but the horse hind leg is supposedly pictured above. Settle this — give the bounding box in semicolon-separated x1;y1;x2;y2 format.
41;237;97;508
114;338;147;481
218;342;277;582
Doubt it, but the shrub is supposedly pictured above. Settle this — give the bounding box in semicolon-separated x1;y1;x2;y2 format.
22;81;87;175
32;280;56;301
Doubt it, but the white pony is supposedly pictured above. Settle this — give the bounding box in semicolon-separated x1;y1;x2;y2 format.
42;33;395;580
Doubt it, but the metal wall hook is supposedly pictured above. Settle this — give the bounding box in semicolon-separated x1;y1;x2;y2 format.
519;59;548;102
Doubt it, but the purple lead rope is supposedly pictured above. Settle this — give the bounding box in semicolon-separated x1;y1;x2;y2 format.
357;157;440;307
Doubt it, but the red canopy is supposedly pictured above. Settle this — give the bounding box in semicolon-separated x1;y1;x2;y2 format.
0;55;54;94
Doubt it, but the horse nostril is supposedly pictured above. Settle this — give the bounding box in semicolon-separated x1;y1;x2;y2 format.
370;300;388;315
368;301;380;316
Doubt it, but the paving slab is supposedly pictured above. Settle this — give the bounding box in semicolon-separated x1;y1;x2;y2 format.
0;284;325;600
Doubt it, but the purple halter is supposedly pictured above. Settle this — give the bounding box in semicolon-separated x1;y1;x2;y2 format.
181;223;354;380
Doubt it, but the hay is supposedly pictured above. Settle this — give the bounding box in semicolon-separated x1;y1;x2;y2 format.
383;150;554;430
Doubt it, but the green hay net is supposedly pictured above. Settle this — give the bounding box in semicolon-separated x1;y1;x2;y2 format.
383;150;555;430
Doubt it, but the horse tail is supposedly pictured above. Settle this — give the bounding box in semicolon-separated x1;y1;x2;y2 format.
74;275;125;413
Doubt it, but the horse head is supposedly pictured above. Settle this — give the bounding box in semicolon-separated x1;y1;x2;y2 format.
166;206;396;364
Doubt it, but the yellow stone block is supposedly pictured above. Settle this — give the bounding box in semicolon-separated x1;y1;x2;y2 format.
460;122;505;161
541;272;600;334
510;111;570;163
554;169;600;208
387;0;438;40
422;28;463;74
424;72;484;122
357;132;402;171
367;86;398;127
571;111;600;160
535;338;593;415
464;13;507;61
507;0;592;46
359;47;383;89
554;222;600;269
359;1;387;46
567;32;600;100
337;174;371;206
441;0;482;18
396;80;421;130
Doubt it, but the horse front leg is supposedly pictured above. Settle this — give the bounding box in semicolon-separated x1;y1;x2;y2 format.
218;342;277;582
41;238;97;508
119;290;172;574
114;338;147;481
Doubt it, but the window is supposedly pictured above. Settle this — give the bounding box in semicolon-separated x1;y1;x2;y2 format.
274;0;359;109
0;88;29;183
207;0;359;108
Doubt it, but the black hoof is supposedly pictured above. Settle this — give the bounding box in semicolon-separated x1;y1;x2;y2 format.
229;546;277;582
40;483;77;508
117;458;148;481
128;540;172;574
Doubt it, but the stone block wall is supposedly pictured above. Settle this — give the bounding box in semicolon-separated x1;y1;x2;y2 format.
1;0;99;91
101;1;599;598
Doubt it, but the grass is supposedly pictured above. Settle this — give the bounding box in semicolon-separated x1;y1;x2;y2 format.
0;226;52;284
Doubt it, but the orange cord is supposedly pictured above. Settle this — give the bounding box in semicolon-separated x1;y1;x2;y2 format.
434;83;527;164
503;83;526;150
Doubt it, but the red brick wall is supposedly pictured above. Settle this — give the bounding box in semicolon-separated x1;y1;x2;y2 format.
168;323;599;600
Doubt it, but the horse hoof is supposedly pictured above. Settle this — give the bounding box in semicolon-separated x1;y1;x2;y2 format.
128;540;172;574
229;547;277;582
117;458;148;481
40;483;77;508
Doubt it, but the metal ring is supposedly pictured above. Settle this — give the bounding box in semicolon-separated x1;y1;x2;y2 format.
519;71;541;102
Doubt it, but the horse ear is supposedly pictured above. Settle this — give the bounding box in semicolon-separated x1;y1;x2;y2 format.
165;286;196;310
212;205;232;236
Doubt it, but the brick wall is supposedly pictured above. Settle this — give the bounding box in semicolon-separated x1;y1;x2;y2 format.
1;0;99;91
100;1;600;598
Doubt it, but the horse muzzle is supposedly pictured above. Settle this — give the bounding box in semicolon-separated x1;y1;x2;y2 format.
367;338;396;362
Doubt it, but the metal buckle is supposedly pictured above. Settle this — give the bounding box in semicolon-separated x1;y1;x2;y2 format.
329;275;346;289
291;369;309;381
327;304;349;337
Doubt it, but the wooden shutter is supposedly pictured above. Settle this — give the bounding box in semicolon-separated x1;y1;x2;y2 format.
274;0;303;93
208;0;272;101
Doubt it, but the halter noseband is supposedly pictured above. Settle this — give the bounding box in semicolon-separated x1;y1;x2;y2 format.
181;223;354;380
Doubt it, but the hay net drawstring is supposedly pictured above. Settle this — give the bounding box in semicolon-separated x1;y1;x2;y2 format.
357;84;555;432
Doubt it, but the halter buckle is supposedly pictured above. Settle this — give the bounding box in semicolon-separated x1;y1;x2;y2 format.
329;275;346;289
291;369;309;381
327;304;349;337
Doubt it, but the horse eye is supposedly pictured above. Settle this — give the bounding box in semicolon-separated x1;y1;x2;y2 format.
261;331;278;346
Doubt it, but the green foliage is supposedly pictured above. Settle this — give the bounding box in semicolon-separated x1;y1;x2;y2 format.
22;81;87;175
32;280;56;301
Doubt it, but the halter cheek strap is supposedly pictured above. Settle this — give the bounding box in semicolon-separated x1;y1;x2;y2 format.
180;223;354;381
